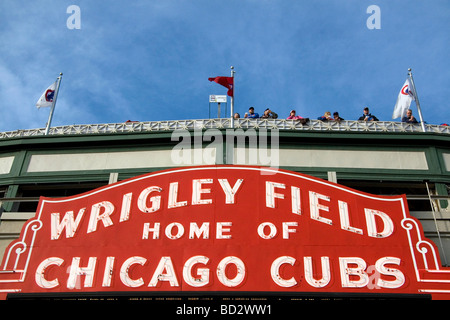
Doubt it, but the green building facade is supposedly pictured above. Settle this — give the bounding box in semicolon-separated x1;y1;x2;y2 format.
1;119;449;266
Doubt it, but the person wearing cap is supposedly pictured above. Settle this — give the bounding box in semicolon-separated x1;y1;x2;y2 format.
358;107;379;121
287;110;309;124
244;107;259;118
261;108;278;119
287;110;302;120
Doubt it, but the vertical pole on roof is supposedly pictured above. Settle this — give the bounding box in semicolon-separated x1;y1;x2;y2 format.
408;68;426;132
44;73;63;135
230;66;235;128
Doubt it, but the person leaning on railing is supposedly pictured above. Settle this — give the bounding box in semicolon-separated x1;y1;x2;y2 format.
287;110;309;124
401;109;418;124
261;108;278;119
358;107;379;121
244;107;259;118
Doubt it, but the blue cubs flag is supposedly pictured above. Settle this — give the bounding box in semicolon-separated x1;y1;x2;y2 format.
36;81;57;109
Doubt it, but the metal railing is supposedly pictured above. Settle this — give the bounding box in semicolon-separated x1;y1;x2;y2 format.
1;119;450;139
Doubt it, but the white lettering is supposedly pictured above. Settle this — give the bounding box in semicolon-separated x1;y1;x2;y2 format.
170;130;191;165
35;257;64;289
257;222;277;239
216;256;245;287
216;222;232;239
309;191;332;225
189;222;210;239
375;256;405;289
183;255;210;287
87;201;114;233
339;257;369;288
165;222;185;240
34;255;405;291
148;256;179;287
143;222;233;240
265;181;285;208
203;129;223;165
142;222;160;239
365;209;394;238
218;179;244;204
51;208;85;239
102;257;115;287
137;186;162;213
339;200;363;235
119;193;132;222
192;179;213;205
271;256;297;287
168;182;187;208
67;257;97;289
304;256;331;288
366;5;381;30
120;256;146;288
291;186;302;215
45;178;399;243
282;222;298;239
66;5;81;30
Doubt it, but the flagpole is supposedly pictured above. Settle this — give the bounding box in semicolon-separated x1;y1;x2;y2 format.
408;68;426;132
230;66;235;128
44;73;63;135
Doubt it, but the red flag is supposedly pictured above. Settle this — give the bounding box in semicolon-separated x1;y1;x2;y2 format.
208;76;234;97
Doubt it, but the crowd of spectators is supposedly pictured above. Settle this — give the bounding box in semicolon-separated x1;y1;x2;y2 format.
233;106;423;124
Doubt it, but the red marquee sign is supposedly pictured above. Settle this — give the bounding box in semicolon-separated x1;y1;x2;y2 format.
1;165;450;300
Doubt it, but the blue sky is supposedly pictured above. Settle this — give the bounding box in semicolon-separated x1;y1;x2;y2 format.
0;0;449;132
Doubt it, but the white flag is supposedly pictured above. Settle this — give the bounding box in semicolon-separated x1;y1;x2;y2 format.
392;78;415;119
36;81;57;109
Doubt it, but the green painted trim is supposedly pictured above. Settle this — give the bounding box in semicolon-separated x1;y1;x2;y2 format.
1;128;449;147
3;184;19;211
436;183;449;209
0;130;448;188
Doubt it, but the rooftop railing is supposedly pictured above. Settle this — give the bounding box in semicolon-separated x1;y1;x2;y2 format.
1;119;449;139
